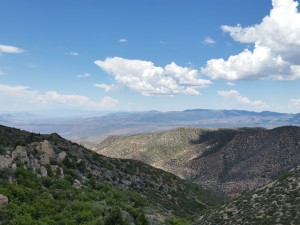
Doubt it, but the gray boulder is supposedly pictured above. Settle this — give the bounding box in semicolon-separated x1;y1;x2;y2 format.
57;151;67;162
12;146;29;165
40;166;48;177
0;194;8;206
31;140;56;164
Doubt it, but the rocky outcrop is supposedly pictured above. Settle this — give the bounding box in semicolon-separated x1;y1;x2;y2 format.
40;166;48;177
0;140;66;178
30;140;55;164
0;194;8;206
57;151;67;162
0;154;13;170
51;165;64;178
12;146;29;165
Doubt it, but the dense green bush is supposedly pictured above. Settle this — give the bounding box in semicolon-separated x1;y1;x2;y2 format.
0;167;149;225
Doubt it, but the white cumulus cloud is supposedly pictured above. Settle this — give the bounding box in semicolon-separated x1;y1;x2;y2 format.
94;83;116;92
0;84;119;111
0;45;24;54
217;89;269;108
202;0;300;80
95;57;211;96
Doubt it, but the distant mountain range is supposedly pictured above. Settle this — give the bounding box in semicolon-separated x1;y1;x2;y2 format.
1;109;300;147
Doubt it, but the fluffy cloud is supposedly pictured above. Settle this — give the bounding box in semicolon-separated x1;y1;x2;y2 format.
0;84;119;111
202;0;300;80
0;45;24;54
95;57;211;96
202;37;216;45
0;84;41;103
217;90;269;108
45;91;119;108
94;83;115;92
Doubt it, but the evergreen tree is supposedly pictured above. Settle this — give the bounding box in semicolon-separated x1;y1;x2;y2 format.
104;207;126;225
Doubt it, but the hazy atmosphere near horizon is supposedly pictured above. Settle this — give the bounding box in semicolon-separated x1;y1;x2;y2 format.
1;0;300;114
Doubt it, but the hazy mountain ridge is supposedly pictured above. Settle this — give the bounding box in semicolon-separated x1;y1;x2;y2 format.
1;109;299;148
94;126;300;197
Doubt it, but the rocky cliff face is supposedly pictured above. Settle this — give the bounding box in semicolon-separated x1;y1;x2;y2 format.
94;126;300;197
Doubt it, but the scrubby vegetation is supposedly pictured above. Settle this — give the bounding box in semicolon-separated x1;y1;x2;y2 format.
198;166;300;224
0;166;149;225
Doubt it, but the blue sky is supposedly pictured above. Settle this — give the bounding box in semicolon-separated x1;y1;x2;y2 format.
1;0;300;114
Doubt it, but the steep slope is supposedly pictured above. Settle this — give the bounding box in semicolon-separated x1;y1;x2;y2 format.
94;127;206;171
189;126;300;197
94;126;300;197
197;166;300;224
0;125;218;224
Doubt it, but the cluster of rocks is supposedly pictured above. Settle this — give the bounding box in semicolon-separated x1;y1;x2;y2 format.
0;140;66;179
